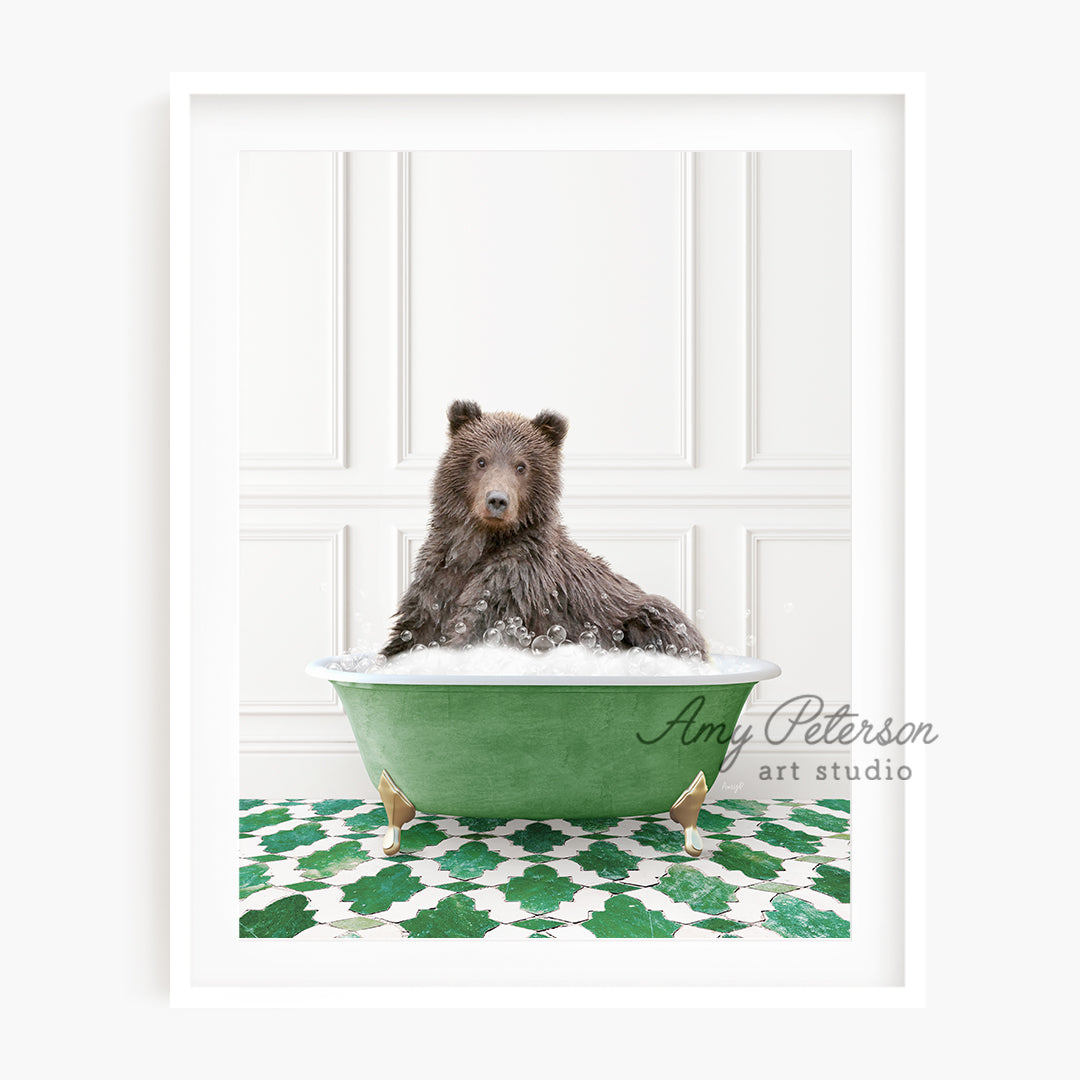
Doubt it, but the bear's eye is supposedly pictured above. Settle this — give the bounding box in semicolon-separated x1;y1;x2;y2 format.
476;458;486;469
516;463;526;474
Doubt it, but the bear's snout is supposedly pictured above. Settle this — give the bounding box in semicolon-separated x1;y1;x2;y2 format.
485;490;510;517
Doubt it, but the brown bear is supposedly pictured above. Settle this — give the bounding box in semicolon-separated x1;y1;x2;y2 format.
382;400;709;659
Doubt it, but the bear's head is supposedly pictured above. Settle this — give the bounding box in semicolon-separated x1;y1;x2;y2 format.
431;400;569;533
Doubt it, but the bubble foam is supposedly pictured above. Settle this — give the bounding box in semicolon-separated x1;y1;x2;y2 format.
323;642;771;680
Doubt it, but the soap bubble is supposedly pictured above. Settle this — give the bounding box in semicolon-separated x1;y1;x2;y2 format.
548;625;567;645
675;623;687;636
600;592;609;601
531;634;554;654
455;621;467;634
495;620;506;632
579;630;597;649
483;628;502;646
666;644;678;656
411;644;426;653
482;589;491;598
327;661;343;670
429;642;440;649
475;599;488;612
432;602;440;612
399;629;413;643
612;629;624;643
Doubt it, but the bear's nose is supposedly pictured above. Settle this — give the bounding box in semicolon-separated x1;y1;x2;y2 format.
486;491;509;516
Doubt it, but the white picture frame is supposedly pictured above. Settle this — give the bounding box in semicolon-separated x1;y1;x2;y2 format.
171;72;925;1008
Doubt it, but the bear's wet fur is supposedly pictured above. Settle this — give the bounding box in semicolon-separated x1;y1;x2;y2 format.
382;400;709;659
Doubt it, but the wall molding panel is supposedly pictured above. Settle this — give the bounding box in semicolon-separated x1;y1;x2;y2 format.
394;151;698;471
743;525;851;717
239;523;348;714
239;151;348;470
741;151;851;472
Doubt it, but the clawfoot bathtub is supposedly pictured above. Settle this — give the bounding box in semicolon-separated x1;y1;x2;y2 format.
306;654;780;856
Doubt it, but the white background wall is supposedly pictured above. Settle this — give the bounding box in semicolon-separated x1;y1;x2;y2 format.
237;149;853;798
3;1;1075;1074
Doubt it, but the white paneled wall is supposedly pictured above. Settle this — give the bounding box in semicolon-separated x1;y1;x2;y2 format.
238;151;852;799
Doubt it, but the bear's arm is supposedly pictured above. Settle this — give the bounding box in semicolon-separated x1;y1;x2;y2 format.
381;580;435;657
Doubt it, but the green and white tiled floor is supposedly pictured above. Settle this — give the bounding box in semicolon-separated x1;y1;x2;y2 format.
239;798;850;939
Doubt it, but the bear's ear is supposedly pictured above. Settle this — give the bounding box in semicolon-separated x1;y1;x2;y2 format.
447;400;483;435
532;409;568;448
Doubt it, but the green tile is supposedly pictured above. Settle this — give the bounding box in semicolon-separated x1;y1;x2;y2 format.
697;809;736;833
239;894;316;938
790;808;849;832
344;807;389;833
507;821;571;854
521;854;556;864
296;840;369;880
594;882;637;894
260;822;326;854
312;799;367;816
655;865;738;915
513;918;564;932
755;822;821;854
284;880;332;893
809;863;850;904
437;881;485;893
711;799;769;818
436;840;506;880
692;916;749;934
631;821;685;853
329;915;385;933
498;864;580;915
762;894;850;938
583;895;680;938
239;799;265;811
341;863;424;914
817;799;850;813
400;894;499;938
240;806;293;833
246;853;288;864
398;821;449;853
239;862;271;899
571;841;640;881
748;882;799;893
711;841;785;880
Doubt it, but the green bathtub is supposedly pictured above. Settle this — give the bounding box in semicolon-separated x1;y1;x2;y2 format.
306;655;780;824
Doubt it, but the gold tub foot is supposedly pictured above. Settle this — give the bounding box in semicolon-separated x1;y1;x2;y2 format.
669;771;709;856
377;770;416;856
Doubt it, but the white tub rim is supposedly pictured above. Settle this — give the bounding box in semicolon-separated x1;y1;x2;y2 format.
305;652;781;687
